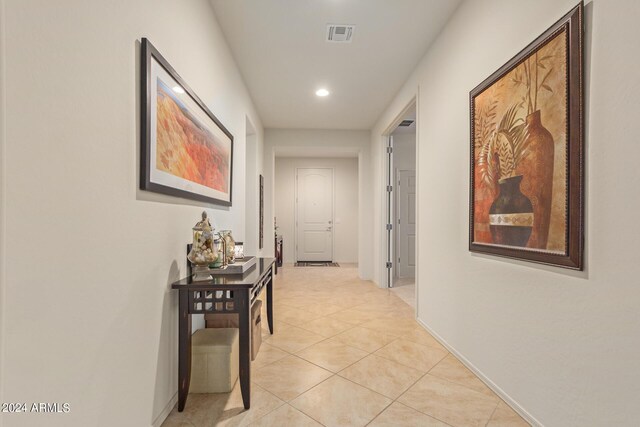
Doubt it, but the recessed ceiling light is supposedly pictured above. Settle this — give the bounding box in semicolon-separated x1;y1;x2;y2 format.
316;88;330;97
172;86;185;94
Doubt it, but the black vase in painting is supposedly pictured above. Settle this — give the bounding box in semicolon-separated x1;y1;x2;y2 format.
489;175;533;247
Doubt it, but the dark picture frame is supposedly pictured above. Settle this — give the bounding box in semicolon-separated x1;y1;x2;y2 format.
141;38;234;206
469;3;584;269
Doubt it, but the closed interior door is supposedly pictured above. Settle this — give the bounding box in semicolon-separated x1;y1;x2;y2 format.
397;169;416;278
296;168;334;262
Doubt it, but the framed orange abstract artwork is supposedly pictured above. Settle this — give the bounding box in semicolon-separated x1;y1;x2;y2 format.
469;3;584;269
141;38;233;206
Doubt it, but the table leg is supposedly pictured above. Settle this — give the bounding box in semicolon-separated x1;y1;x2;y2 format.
237;290;251;409
274;237;278;275
267;270;274;334
177;290;192;412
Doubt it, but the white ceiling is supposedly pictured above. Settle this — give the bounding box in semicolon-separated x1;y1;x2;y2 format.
210;0;461;130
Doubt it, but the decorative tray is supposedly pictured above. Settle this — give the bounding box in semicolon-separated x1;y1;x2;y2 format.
212;256;257;275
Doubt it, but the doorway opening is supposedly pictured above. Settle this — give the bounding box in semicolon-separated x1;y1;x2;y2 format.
384;101;417;307
273;155;359;267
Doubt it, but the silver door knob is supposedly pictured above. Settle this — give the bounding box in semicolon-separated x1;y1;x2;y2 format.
326;227;332;231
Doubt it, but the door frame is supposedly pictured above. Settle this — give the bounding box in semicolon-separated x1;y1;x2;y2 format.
386;135;394;287
379;95;419;312
294;167;336;262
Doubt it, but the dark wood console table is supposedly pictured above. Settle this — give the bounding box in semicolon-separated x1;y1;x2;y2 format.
274;235;283;273
171;257;275;411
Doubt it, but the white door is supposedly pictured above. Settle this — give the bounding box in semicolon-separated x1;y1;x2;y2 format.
397;170;416;278
296;168;334;261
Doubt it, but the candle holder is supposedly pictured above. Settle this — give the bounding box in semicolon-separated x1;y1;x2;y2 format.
219;230;236;264
209;233;228;269
234;241;245;260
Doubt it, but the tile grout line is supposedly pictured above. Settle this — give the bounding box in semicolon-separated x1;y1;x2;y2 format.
290;372;393;427
396;371;499;427
295;321;359;339
485;403;501;427
241;384;287;427
381;340;461;426
290;345;367;376
427;368;500;403
371;338;446;371
257;323;399;424
287;328;417;419
275;403;328;427
395;401;456;427
389;369;458;427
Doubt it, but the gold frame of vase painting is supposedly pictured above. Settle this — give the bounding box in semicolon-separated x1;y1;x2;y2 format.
469;3;584;270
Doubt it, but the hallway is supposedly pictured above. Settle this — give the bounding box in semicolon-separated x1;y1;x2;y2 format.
163;266;528;426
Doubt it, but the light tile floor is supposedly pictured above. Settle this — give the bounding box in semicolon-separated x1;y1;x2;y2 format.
162;265;529;427
391;277;415;308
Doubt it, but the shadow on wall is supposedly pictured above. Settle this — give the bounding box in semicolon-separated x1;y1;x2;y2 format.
151;260;180;425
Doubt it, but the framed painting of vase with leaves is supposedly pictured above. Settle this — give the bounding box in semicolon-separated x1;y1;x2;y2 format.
469;3;584;270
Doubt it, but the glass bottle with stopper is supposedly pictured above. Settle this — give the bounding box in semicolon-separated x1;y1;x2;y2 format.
187;211;217;281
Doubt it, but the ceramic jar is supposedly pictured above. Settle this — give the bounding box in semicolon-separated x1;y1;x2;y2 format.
489;175;533;247
187;212;217;281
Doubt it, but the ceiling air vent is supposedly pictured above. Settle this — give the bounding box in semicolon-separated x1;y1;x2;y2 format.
398;120;414;127
326;24;355;43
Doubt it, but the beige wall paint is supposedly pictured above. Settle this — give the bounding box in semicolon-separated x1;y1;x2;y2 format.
264;129;372;279
0;0;6;421
1;0;263;426
244;120;261;258
275;157;359;264
392;132;417;173
372;0;640;425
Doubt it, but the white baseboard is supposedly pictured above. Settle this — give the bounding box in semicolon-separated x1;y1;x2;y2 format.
416;318;543;427
152;392;178;427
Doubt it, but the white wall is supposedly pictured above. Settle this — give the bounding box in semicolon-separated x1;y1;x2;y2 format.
392;132;417;172
371;0;640;425
1;1;263;426
244;118;262;258
0;1;6;422
275;157;359;264
264;129;372;279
